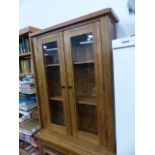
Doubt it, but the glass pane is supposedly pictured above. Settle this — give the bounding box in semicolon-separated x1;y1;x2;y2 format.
43;41;59;65
50;100;65;126
77;104;98;135
74;63;96;97
46;66;62;98
42;41;64;127
71;33;93;62
71;33;98;135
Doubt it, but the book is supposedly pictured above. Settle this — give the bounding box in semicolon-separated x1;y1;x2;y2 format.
19;41;22;54
19;99;36;105
20;94;35;98
19;113;30;123
20;79;34;85
19;103;36;111
19;59;23;73
20;89;35;95
20;84;34;88
19;41;24;54
19;93;35;99
19;119;40;135
22;38;26;53
19;97;36;104
24;38;30;52
19;109;34;116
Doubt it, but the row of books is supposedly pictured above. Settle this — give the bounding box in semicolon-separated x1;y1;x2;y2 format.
19;37;30;54
19;58;32;74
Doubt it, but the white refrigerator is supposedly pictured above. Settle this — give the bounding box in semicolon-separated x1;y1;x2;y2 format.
112;36;135;155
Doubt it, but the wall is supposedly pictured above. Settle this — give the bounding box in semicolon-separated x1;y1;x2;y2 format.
19;0;135;38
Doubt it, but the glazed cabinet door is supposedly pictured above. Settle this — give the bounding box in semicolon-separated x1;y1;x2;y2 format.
36;32;70;135
64;22;105;144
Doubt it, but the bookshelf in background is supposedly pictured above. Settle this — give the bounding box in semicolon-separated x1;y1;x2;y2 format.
19;26;41;155
19;26;40;76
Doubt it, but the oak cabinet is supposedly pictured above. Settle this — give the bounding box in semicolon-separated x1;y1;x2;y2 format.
31;8;118;155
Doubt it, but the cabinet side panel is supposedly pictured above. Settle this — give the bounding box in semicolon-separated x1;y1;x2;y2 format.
100;16;116;152
93;21;106;145
31;37;47;128
29;37;42;125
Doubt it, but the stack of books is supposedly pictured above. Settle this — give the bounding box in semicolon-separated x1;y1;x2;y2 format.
19;119;40;136
19;76;36;123
19;131;39;147
19;93;36;111
19;140;41;155
19;81;35;95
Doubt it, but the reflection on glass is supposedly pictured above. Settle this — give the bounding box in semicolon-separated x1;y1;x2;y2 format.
42;41;59;65
71;33;93;62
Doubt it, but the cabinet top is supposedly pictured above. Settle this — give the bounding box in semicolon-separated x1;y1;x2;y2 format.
19;26;41;36
30;8;119;37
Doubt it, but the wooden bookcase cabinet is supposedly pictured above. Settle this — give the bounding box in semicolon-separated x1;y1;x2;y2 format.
19;26;42;155
19;26;41;76
31;8;118;155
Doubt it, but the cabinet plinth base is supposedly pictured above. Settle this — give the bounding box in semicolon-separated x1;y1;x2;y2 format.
36;129;115;155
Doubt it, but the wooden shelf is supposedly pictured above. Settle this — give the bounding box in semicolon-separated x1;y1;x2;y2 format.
19;52;31;58
77;95;96;106
74;60;94;65
46;64;59;67
78;126;98;134
19;73;34;77
50;96;63;101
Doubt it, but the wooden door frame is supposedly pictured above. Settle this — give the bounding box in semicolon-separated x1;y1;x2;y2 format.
100;16;116;152
36;32;71;135
63;22;106;144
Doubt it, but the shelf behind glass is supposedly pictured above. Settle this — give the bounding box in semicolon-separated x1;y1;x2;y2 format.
73;60;94;65
50;96;63;101
77;95;96;106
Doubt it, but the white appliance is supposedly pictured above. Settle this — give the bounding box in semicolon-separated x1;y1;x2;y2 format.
112;36;135;155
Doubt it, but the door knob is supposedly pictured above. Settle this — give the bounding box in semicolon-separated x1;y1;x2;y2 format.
68;86;73;89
